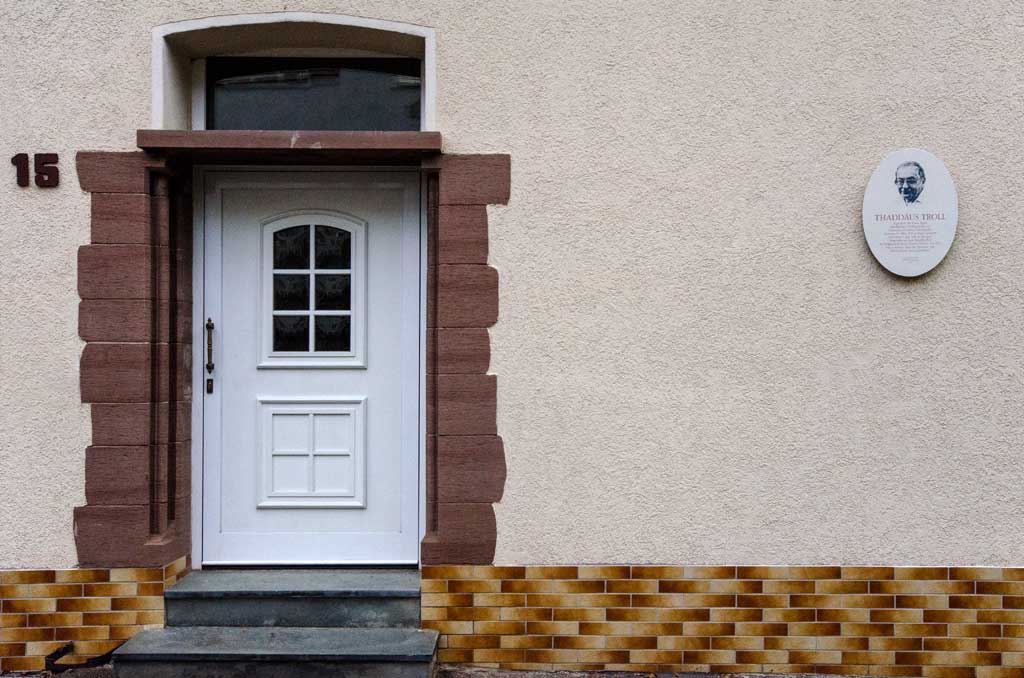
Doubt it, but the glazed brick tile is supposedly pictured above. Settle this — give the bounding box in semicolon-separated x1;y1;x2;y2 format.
1006;625;1024;637
523;648;579;663
789;622;841;636
2;599;56;614
843;567;896;580
471;647;524;663
112;596;164;610
575;594;630;607
436;648;472;663
135;610;163;625
764;608;816;622
872;580;975;594
423;607;448;621
925;637;978;651
421;579;447;593
610;579;658;593
979;638;1024;652
500;607;550;621
423;593;473;607
737;567;841;580
896;594;949;609
896;651;1000;666
738;594;788;608
56;626;110;641
475;621;526;635
110;567;163;582
503;579;603;594
869;636;923;651
450;579;500;593
872;609;924;623
605;636;657;650
448;606;499;621
656;608;712;622
0;570;56;585
819;636;870;651
980;610;1024;623
659;636;710;650
631;566;685;579
873;665;923;676
817;580;870;594
682;567;737;579
734;622;788;636
84;582;137;597
635;593;734;608
0;627;54;642
2;656;46;672
0;643;27;656
580;621;681;636
27;612;83;627
474;593;524;607
448;634;500;649
578;566;629;579
842;623;894;637
524;566;578;580
926;609;977;623
683;622;735;636
0;615;26;628
893;623;947;637
630;649;683;663
921;668;979;678
947;623;1002;637
818;608;870;623
83;611;137;626
978;581;1024;595
766;636;817;650
553;635;605;649
791;594;894;608
980;670;1024;678
55;569;110;584
711;608;763;622
841;650;895;664
552;607;604;621
950;595;1002;609
894;567;949;581
712;636;763;650
502;635;553;649
788;649;842;663
684;649;736;663
736;649;789;663
765;580;815;594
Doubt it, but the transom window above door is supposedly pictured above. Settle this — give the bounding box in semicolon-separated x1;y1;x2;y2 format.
206;57;421;131
261;213;367;369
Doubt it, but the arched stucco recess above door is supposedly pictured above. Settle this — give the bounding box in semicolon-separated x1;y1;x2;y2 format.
150;12;436;131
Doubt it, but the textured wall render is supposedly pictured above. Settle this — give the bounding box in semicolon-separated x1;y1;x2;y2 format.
0;2;1022;566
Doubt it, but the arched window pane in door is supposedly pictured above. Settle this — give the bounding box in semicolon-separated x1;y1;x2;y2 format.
268;223;354;355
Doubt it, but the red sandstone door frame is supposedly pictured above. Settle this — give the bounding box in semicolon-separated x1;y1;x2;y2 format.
189;164;428;567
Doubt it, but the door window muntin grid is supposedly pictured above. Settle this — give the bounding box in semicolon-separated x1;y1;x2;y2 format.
260;212;366;369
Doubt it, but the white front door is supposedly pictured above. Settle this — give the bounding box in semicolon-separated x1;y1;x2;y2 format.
199;170;421;565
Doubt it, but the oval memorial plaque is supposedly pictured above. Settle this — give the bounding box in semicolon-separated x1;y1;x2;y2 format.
862;149;957;277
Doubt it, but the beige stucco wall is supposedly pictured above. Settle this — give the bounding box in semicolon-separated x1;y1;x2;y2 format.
1;1;1022;568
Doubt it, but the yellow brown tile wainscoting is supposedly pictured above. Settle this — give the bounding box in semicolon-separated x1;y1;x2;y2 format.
422;565;1024;677
0;556;187;672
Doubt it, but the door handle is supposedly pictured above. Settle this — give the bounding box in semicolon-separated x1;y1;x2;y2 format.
205;318;215;374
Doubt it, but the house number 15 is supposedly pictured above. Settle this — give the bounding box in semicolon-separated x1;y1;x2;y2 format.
11;153;59;188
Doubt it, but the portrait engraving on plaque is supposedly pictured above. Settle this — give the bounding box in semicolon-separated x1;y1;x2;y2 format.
862;149;958;278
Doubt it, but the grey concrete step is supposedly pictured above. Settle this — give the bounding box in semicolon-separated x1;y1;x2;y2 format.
113;626;438;678
165;569;421;628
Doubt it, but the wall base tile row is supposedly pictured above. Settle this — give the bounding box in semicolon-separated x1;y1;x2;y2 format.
0;556;186;672
423;565;1024;678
